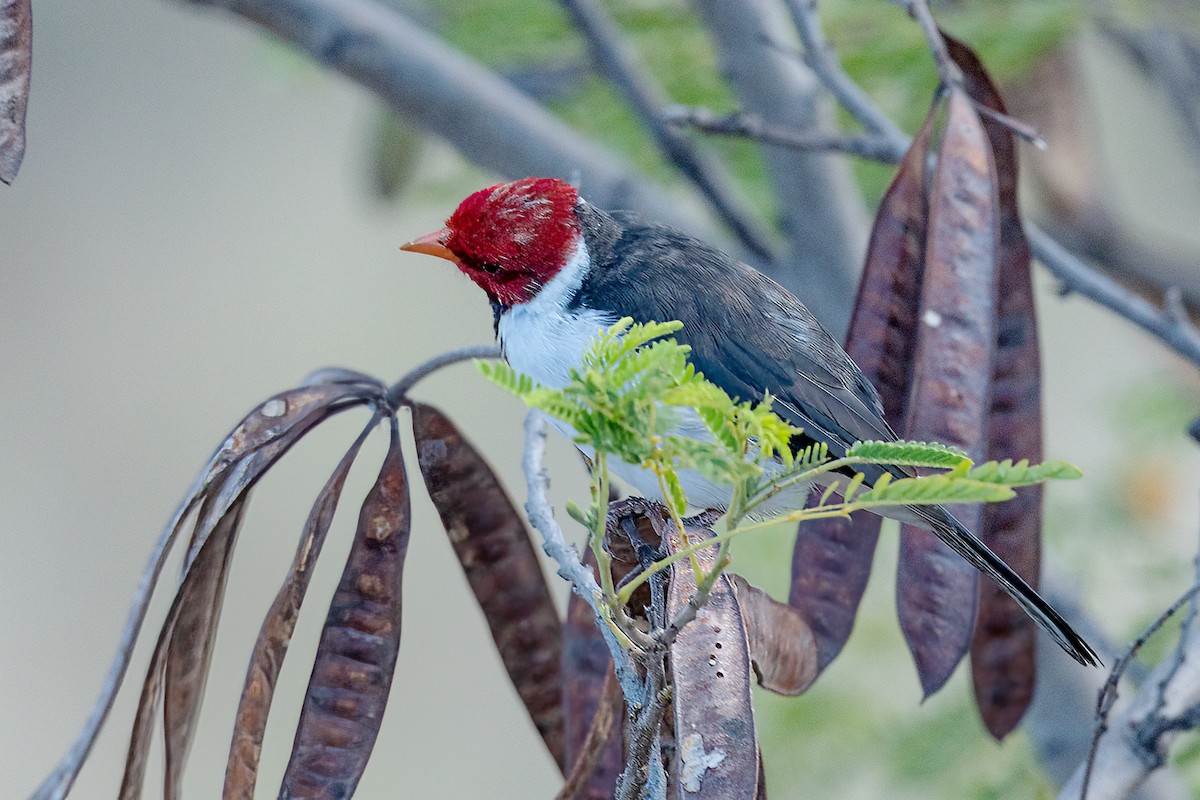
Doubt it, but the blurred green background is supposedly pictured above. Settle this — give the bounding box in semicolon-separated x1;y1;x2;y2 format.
4;1;1200;798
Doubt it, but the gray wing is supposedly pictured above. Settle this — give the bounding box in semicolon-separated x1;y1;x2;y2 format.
576;210;899;464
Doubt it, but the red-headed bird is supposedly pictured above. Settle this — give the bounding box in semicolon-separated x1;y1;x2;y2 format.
403;176;1098;667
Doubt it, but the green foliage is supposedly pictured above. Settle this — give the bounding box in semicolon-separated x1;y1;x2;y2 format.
846;440;971;469
852;473;1016;507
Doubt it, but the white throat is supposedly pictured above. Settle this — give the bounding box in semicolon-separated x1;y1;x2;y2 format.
497;239;616;390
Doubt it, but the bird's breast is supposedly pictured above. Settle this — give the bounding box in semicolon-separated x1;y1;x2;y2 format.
498;303;617;390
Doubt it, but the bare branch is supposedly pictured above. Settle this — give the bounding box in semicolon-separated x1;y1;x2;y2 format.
1027;226;1200;370
665;105;901;162
782;0;906;143
0;0;31;183
1063;580;1200;799
521;411;645;703
557;0;776;260
692;0;867;336
180;0;723;241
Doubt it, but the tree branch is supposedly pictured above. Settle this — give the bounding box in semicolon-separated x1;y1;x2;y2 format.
782;0;906;143
180;0;723;242
692;0;867;336
1061;579;1200;800
557;0;776;260
664;105;902;162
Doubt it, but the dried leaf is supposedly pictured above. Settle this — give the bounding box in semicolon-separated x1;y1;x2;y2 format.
224;419;377;799
789;107;939;672
731;575;818;696
280;419;410;799
119;494;250;800
562;553;623;799
0;0;31;183
946;34;1042;739
411;403;564;766
898;87;999;696
667;524;758;798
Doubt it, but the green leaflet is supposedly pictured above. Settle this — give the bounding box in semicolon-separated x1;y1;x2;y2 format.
966;459;1083;486
846;440;972;469
855;474;1016;506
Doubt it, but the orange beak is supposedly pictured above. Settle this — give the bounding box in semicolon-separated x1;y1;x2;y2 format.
400;227;460;264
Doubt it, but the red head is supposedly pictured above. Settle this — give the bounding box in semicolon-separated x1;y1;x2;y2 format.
401;177;580;305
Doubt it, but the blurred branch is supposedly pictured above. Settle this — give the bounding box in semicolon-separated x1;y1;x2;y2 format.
180;0;723;242
693;0;867;336
557;0;775;260
1026;226;1200;369
1097;20;1200;162
0;0;32;184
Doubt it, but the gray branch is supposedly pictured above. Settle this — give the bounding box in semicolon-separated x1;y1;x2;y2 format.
1060;582;1200;800
181;0;722;242
557;0;776;261
665;105;902;162
692;0;867;337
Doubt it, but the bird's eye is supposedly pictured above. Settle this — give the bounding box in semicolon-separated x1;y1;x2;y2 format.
480;262;503;275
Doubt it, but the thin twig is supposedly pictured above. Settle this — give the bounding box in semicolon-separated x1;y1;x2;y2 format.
664;105;902;162
782;0;907;143
1027;227;1200;370
557;0;775;260
1074;579;1200;799
889;0;963;87
386;344;501;406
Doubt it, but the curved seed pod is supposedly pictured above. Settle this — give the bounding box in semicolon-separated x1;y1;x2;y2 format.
162;497;248;799
898;87;999;697
280;419;410;799
790;107;939;671
668;524;758;799
0;0;30;183
32;379;387;800
731;575;818;696
562;552;624;799
946;34;1042;739
224;419;377;799
119;494;249;800
411;403;564;767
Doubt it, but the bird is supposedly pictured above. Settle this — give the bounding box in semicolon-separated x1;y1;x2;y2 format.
401;176;1099;667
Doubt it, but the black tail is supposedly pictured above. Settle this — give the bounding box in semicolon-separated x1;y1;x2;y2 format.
911;504;1100;667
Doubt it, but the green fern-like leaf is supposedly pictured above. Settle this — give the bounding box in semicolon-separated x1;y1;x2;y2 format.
846;440;972;469
855;474;1015;506
967;459;1083;486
